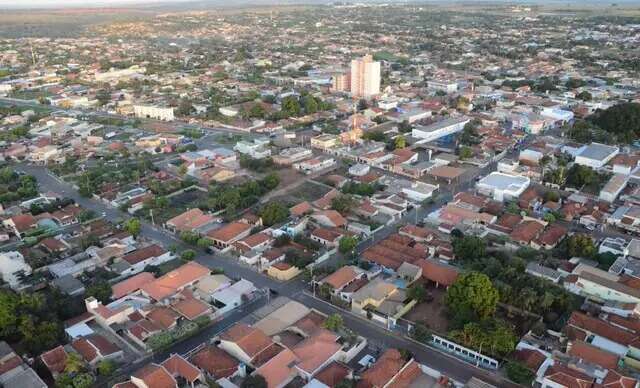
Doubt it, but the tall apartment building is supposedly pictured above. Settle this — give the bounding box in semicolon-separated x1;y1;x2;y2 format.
331;72;351;93
350;54;381;99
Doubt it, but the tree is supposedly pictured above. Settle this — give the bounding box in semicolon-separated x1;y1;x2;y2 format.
576;91;592;101
323;313;344;331
261;173;280;190
281;96;301;117
394;135;406;149
241;374;268;388
446;272;499;320
411;323;432;343
505;361;535;385
459;146;473;159
338;236;358;255
64;352;86;374
259;202;289;227
86;281;112;303
97;359;116;376
124;218;141;238
453;236;486;262
590;103;640;144
197;238;213;249
407;284;427;302
301;95;319;114
331;194;356;214
566;234;596;259
181;249;196;261
176;98;195;116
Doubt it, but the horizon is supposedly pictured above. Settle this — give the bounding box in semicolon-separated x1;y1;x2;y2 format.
3;0;640;10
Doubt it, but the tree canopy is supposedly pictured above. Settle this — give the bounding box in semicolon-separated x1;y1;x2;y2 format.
446;272;499;320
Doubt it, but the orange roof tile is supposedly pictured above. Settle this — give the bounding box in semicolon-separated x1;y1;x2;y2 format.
112;272;155;299
161;354;202;383
190;345;239;379
141;261;210;301
132;364;177;388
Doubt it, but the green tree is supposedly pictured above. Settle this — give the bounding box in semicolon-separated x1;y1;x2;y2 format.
259;202;289;227
301;95;319;114
124;218;142;238
197;238;213;249
338;236;358;255
453;236;486;262
261;173;280;190
394;135;406;149
181;249;196;261
566;234;596;259
407;284;427;302
176;98;195;116
86;281;112;303
505;361;535;385
241;374;268;388
446;272;499;320
97;359;116;376
323;313;344;331
411;323;432;344
331;194;356;214
576;91;592;101
459;146;473;159
281;96;301;117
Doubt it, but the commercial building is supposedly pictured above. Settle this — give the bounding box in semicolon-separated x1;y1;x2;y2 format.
133;105;175;121
350;54;381;99
476;172;531;202
427;79;458;93
574;143;620;169
412;116;470;143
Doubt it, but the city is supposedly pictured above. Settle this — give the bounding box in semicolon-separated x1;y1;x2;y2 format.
0;1;640;388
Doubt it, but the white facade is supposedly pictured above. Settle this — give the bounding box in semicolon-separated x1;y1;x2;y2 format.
476;172;530;202
574;143;619;169
599;174;628;203
402;181;439;203
133;105;175;121
412;116;470;143
350;54;381;99
427;79;458;93
0;251;32;290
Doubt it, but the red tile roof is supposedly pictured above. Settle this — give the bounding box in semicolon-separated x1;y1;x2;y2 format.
190;345;239;379
418;259;459;287
358;349;405;388
111;272;155;299
220;323;274;360
122;244;166;265
568;340;619;370
206;222;252;243
40;345;67;374
132;364;177;388
161;354;202;384
141;261;210;301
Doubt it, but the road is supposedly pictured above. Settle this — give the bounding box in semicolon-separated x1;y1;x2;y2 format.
16;163;520;387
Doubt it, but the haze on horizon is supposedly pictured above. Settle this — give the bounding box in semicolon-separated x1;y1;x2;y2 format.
2;0;639;9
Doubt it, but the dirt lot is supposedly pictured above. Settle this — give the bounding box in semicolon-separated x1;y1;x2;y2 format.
269;179;332;207
403;285;450;335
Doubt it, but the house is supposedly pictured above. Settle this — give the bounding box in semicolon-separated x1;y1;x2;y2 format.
190;345;243;382
3;214;37;239
294;157;336;174
402;181;439;203
320;266;365;293
140;261;210;302
0;251;32;290
351;279;398;316
267;262;301;281
206;222;253;249
260;248;286;270
111;272;155;300
113;244;173;276
291;329;341;380
40;346;67;378
0;342;46;388
165;208;219;234
565;264;640;304
310;227;344;247
418;259;460;288
525;263;563;283
476;172;531;202
218;323;275;366
312;210;347;228
357;349;407;388
255;348;298;388
532;224;567;250
115;363;177;388
71;334;123;366
600;174;628;203
509;220;545;248
161;354;204;387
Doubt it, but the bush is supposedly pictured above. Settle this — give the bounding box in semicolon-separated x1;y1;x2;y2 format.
505;361;535;385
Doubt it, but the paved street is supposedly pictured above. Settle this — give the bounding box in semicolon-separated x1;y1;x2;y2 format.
16;163;521;387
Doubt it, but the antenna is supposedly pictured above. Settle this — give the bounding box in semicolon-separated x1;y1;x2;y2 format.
29;41;36;66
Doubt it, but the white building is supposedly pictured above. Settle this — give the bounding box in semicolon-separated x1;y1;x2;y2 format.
0;251;32;290
94;65;146;83
402;181;439;203
348;163;370;177
412;116;470;143
600;174;628;203
234;138;271;159
476;172;531;202
427;79;458;93
133;105;175;121
350;54;381;99
574;143;619;169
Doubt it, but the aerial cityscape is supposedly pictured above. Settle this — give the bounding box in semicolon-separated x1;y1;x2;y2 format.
0;1;640;387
